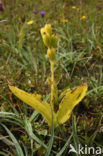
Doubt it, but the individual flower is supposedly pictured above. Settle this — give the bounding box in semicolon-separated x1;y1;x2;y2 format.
40;24;58;49
45;24;52;35
10;13;14;17
97;5;102;10
2;39;6;43
39;10;46;17
80;16;86;20
27;20;34;25
34;8;37;14
72;6;76;9
61;18;68;23
47;48;56;61
77;8;80;11
0;2;4;12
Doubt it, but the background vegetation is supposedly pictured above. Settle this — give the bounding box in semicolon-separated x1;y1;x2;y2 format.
0;0;103;155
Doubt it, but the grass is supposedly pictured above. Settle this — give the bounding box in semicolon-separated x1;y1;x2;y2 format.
0;0;103;155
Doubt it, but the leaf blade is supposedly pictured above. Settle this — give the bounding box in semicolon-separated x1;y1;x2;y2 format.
1;124;24;156
56;83;87;125
9;85;52;127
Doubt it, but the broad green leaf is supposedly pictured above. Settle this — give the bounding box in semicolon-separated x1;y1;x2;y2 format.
56;83;87;126
9;85;54;127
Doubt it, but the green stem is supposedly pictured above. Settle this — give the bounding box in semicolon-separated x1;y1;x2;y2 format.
50;61;55;111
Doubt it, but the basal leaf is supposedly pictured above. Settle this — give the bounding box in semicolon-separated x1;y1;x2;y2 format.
9;85;54;127
58;88;71;102
56;83;87;126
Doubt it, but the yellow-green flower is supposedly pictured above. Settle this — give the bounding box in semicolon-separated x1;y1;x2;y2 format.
80;16;86;20
27;20;34;25
45;24;52;35
40;24;58;48
47;48;56;61
72;6;76;9
61;18;68;23
77;8;80;11
2;39;6;43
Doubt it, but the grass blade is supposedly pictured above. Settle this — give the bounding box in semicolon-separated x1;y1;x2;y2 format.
0;151;9;156
45;108;54;156
72;114;79;156
1;124;24;156
56;134;72;156
25;119;47;149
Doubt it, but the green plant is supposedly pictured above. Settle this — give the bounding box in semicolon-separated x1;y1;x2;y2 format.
8;24;87;129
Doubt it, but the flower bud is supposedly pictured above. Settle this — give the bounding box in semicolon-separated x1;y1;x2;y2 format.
51;34;58;48
47;48;56;61
45;24;52;35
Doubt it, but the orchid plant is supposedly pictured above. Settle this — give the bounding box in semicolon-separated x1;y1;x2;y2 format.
8;24;87;128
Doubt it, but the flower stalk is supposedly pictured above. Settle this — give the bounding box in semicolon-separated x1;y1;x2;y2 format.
50;60;55;111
